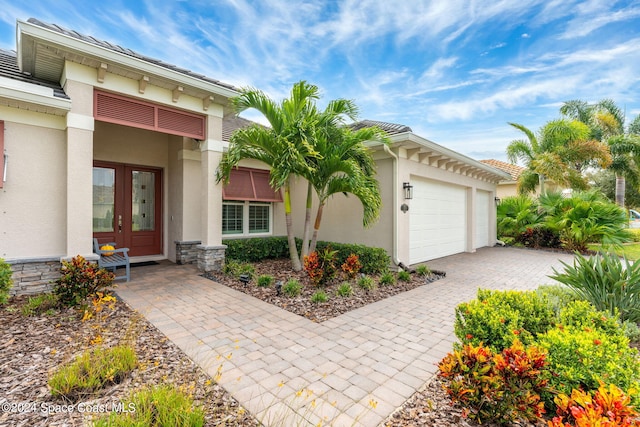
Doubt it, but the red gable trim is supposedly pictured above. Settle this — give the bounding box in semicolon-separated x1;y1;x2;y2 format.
94;90;205;139
222;168;283;202
0;121;4;189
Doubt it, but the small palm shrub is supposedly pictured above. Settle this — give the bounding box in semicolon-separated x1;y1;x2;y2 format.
256;274;274;288
549;251;640;323
543;191;629;251
548;383;640;427
454;289;555;351
336;282;353;297
497;195;542;238
438;339;549;425
379;271;395;286
357;275;375;291
54;256;114;307
282;279;302;297
0;258;12;305
397;270;411;282
311;290;328;304
49;345;137;400
93;384;205;427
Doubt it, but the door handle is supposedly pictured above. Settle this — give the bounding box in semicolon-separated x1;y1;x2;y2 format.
118;215;122;233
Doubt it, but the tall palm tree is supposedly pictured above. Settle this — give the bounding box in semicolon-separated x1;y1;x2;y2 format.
561;99;640;207
304;125;389;255
506;119;611;194
216;81;323;271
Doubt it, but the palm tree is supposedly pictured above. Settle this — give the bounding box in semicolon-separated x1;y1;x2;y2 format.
216;81;323;271
304;125;389;255
561;99;640;207
506;119;611;194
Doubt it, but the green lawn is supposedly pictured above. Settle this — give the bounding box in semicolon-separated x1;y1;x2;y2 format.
589;242;640;260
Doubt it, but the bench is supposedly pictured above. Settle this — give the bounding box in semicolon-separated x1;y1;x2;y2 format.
93;238;130;282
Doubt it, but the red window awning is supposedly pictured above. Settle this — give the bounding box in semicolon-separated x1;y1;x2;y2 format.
222;168;283;202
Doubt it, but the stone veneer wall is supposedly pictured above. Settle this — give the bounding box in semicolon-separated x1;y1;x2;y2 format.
175;240;201;265
7;257;61;296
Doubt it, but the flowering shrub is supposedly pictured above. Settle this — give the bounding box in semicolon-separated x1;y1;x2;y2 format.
548;383;640;427
438;339;549;424
303;248;337;287
54;255;114;307
341;253;362;279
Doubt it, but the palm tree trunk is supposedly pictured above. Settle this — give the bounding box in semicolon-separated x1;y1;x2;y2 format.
615;174;626;207
283;179;302;271
300;182;313;261
309;202;325;254
538;174;545;195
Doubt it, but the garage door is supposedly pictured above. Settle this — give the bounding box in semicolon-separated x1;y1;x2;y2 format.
475;190;490;248
410;178;467;264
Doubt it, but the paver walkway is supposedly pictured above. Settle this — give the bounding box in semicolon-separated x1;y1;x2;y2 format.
116;247;576;426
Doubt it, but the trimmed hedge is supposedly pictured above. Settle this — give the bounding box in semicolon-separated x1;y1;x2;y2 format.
222;237;390;274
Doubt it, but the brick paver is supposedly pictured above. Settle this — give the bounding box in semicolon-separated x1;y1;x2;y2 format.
116;247;576;426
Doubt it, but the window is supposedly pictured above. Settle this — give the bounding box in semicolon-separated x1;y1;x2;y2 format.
222;201;272;236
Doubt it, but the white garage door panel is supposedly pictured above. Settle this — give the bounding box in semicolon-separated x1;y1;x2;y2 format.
475;190;490;248
410;179;466;264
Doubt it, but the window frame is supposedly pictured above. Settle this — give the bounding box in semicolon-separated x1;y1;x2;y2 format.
222;200;273;237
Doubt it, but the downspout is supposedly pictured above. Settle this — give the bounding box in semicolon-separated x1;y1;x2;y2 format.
383;144;402;268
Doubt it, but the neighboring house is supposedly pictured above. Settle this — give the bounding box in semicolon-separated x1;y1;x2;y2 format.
0;19;508;294
480;159;561;198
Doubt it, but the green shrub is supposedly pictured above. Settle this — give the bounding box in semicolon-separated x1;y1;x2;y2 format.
537;325;640;407
314;241;389;274
54;256;114;307
282;279;302;297
438;339;549;425
256;274;274;288
454;289;555;352
415;264;431;276
549;251;640;323
624;228;640;242
223;236;291;262
336;282;353;297
536;285;579;316
21;293;58;316
310;290;328;304
223;259;255;279
558;300;625;343
497;195;542;238
357;275;375;291
379;271;396;286
621;319;640;343
49;345;137;400
0;259;13;305
397;270;411;282
93;384;205;427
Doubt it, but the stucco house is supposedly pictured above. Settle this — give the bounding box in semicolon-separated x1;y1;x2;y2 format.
1;19;509;294
480;159;561;199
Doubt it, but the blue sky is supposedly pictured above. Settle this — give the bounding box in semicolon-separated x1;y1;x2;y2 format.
1;0;639;162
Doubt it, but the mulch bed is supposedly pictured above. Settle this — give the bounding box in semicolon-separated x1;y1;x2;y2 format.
203;258;445;323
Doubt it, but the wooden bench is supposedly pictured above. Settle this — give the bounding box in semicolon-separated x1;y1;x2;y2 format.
93;238;130;282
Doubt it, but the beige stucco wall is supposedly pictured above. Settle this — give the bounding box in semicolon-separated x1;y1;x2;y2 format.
0;119;67;259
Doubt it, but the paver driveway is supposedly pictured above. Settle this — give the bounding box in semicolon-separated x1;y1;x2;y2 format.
116;247;576;426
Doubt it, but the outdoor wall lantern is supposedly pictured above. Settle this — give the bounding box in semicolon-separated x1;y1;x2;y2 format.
494;196;501;206
403;182;413;200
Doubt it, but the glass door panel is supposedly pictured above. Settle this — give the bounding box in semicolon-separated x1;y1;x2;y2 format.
93;167;115;232
131;171;155;232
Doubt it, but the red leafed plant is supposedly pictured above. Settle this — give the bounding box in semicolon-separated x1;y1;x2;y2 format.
438;339;549;425
548;383;640;427
341;253;362;279
303;248;337;287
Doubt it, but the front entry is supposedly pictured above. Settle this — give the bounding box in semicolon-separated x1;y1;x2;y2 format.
93;161;162;257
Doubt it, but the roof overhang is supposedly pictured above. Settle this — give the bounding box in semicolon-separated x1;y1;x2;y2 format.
368;131;511;183
0;75;71;115
16;19;238;111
